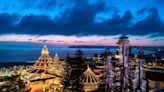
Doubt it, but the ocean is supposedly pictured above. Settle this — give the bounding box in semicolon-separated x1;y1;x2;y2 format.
0;42;156;62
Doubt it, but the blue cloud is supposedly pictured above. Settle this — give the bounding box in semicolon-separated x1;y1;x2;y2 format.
0;0;163;37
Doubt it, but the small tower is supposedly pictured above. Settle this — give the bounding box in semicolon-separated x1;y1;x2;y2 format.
53;53;62;66
80;65;100;91
54;53;60;62
51;52;66;77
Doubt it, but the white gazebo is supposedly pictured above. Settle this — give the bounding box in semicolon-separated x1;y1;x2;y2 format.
80;65;100;91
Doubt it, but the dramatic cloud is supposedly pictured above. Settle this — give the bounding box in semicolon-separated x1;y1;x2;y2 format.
0;13;19;32
133;7;164;35
0;0;164;45
0;7;163;36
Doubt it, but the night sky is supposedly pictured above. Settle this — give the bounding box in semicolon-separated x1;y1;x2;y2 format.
0;0;164;46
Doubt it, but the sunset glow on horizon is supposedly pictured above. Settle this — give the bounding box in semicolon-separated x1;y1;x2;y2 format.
0;34;164;46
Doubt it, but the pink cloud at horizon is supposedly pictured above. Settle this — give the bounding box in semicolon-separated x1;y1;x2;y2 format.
0;34;164;46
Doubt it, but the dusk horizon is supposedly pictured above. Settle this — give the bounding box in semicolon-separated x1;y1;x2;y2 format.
1;40;164;47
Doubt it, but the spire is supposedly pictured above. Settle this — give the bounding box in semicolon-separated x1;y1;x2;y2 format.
54;53;60;62
41;44;49;54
